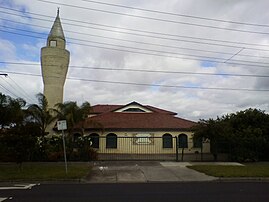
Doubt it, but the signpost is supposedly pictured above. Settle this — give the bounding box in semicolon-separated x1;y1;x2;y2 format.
57;120;68;174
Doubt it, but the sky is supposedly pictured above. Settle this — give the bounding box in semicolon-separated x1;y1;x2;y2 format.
0;0;269;121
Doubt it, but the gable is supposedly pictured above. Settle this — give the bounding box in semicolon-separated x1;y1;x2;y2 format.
114;102;153;113
90;101;177;115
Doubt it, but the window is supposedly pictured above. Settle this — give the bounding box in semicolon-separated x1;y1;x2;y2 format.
49;40;57;47
123;108;145;112
193;136;202;148
178;134;188;148
89;133;99;149
163;133;173;148
106;133;117;148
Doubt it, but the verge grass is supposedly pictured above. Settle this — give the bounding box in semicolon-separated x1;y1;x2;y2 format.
187;164;269;177
0;162;91;181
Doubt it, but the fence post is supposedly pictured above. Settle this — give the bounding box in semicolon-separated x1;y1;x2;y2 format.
175;137;179;162
201;141;203;161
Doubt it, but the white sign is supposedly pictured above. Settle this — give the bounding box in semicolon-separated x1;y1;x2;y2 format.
57;120;67;130
135;133;152;144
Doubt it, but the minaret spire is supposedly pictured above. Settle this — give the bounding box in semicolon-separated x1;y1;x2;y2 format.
48;8;65;41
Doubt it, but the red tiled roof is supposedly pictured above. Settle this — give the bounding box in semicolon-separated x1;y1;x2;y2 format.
83;102;196;131
145;105;177;115
91;103;176;115
91;105;121;114
84;112;196;130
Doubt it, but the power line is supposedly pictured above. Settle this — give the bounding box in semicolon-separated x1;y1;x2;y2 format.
70;65;269;78
224;48;245;63
2;61;269;78
7;76;37;103
0;23;239;57
3;23;269;61
37;0;269;35
2;29;269;69
4;21;269;65
0;7;265;49
0;76;34;104
2;8;269;52
1;76;37;104
0;78;23;100
81;0;269;28
1;25;234;62
0;70;268;92
1;7;269;51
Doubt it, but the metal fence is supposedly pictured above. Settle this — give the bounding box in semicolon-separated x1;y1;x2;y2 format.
90;136;215;161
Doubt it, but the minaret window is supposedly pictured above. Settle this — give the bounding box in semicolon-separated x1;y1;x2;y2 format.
49;40;57;47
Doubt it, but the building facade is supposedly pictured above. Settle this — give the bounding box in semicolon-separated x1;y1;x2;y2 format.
74;102;210;161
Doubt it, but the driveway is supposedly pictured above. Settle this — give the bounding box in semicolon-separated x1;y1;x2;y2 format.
84;161;218;183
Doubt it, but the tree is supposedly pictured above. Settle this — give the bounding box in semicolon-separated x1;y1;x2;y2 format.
54;101;92;158
192;118;231;160
55;101;91;135
193;108;269;161
0;93;26;129
26;93;57;160
27;93;56;137
0;123;39;165
227;109;269;161
0;93;40;165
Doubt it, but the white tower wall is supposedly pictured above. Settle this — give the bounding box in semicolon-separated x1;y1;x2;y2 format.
41;10;70;109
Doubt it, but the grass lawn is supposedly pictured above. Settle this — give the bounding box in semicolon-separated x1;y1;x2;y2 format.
187;164;269;177
0;162;91;181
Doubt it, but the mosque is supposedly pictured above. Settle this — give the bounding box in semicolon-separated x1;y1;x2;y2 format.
41;10;211;161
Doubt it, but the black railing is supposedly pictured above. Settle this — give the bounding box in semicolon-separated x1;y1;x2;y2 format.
90;136;214;161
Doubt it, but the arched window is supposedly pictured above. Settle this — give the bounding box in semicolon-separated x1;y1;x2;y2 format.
106;133;117;148
178;134;188;148
89;133;100;149
162;133;173;148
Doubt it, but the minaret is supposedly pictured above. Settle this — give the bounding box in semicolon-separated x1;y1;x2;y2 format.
41;9;70;109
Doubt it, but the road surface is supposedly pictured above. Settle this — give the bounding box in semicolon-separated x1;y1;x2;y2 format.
0;182;268;202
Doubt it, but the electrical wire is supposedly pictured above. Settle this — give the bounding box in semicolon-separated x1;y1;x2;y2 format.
4;23;269;65
1;61;269;78
81;0;269;28
36;0;269;35
1;6;269;49
2;29;269;69
8;76;37;103
0;76;36;104
0;23;252;58
0;78;23;100
1;9;269;52
0;70;268;92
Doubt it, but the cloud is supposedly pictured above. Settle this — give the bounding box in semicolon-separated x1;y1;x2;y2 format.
1;0;269;121
0;39;17;61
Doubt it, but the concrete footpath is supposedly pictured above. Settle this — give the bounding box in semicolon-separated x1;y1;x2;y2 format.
84;161;242;183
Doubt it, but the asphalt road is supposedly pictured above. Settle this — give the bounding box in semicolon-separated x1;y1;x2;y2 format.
0;182;268;202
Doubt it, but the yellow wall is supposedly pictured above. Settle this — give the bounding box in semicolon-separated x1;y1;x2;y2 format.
83;131;210;154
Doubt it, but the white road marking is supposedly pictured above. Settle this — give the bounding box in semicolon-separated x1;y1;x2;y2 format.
0;183;37;190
